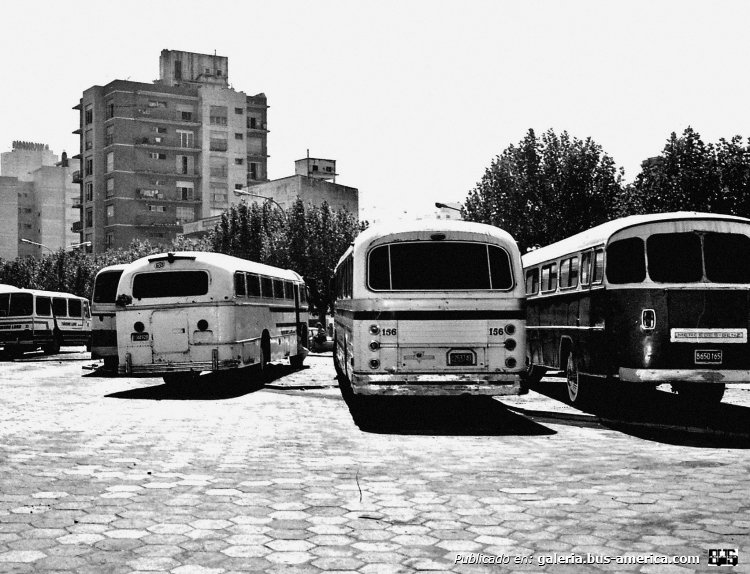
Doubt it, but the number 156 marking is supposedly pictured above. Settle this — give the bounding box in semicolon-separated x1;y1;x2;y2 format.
489;327;504;336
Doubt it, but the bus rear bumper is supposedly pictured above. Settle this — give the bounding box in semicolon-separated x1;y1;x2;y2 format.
351;372;523;396
619;367;750;384
118;351;240;376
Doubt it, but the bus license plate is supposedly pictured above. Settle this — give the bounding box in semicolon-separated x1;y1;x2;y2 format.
131;332;150;342
695;350;722;364
448;350;476;366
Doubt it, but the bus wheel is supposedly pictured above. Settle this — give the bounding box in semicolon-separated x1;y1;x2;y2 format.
43;333;62;355
526;364;546;386
565;354;588;405
333;340;345;379
672;383;725;404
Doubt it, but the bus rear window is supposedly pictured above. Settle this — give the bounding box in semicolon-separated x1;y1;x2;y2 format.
647;233;702;283
368;242;513;291
93;270;124;303
704;232;750;283
132;271;209;299
5;293;33;317
607;238;645;284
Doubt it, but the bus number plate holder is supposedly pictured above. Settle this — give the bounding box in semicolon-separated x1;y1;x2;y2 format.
131;332;150;342
695;350;722;365
447;349;476;366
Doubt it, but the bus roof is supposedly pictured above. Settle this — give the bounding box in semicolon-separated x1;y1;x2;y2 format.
522;211;750;267
0;286;86;300
95;263;130;275
337;220;519;268
124;251;304;282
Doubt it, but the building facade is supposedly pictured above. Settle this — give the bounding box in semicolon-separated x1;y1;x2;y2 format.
0;142;79;259
74;49;269;253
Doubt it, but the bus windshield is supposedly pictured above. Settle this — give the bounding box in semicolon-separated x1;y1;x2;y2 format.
369;242;513;290
132;271;209;299
0;293;33;317
94;270;124;303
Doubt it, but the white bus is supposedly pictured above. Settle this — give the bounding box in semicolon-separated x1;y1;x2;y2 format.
0;285;91;356
116;252;309;384
91;263;129;370
332;220;526;408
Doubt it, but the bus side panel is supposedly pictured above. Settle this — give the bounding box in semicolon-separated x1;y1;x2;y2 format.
92;312;117;360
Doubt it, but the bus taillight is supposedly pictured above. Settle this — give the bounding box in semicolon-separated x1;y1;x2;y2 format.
641;309;656;330
369;340;380;351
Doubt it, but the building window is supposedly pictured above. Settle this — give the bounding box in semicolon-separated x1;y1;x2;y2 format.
177;181;194;200
234;158;243;165
106;100;114;119
85;208;93;228
105;233;114;248
181;111;192;121
248;117;257;129
149;152;166;160
210;183;227;204
106;204;114;223
106;152;114;173
210;106;228;126
209;156;228;178
151;126;167;134
177;130;194;148
106;178;114;198
176;155;190;175
174;60;182;81
85;157;93;176
139;189;161;199
85;182;93;201
210;131;228;152
176;206;194;223
249;163;258;180
235;107;243;114
85;129;93;150
148;205;166;212
105;125;114;146
235;133;243;140
84;104;93;125
148;100;167;108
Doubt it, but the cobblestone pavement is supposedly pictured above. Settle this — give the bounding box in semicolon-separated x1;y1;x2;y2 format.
0;349;748;573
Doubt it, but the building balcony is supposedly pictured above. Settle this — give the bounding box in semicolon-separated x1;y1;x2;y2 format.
209;168;228;179
135;213;181;227
134;168;201;178
247;152;269;160
135;137;201;151
71;221;82;233
71;170;82;184
135;108;200;126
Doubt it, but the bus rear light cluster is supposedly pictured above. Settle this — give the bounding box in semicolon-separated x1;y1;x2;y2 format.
641;309;656;330
505;357;517;368
369;359;380;369
134;321;145;333
504;339;516;351
369;340;380;351
505;323;516;335
197;319;209;331
369;325;380;335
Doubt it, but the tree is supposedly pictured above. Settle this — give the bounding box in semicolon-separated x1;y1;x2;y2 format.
463;129;624;252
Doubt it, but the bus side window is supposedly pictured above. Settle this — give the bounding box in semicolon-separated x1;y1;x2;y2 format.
272;279;284;300
261;276;273;299
0;293;8;316
580;252;592;285
592;249;604;283
541;263;558;292
247;274;261;297
560;257;579;289
36;296;52;316
69;298;82;317
84;300;91;318
53;297;68;317
234;271;246;297
284;281;294;300
525;268;539;295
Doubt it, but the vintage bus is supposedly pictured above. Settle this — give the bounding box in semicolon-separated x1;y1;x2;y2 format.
0;285;91;356
115;252;309;383
523;212;750;405
91;263;129;370
332;220;527;408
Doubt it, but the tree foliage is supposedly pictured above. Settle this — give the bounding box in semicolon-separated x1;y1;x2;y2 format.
463;129;624;252
624;127;750;217
211;199;362;318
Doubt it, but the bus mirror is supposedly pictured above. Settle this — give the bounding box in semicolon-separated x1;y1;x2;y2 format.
116;294;133;308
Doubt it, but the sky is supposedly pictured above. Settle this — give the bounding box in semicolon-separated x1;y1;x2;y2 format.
3;0;750;222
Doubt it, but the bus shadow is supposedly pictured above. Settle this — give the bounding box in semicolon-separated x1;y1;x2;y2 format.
526;376;750;448
345;395;556;436
105;364;301;401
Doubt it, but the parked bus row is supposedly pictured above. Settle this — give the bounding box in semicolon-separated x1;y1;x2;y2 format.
332;213;749;412
92;252;309;384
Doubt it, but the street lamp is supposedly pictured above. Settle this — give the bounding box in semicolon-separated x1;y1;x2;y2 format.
20;239;92;253
233;187;287;221
435;202;462;213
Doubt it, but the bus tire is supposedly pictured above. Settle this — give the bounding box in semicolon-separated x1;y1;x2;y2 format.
671;382;725;404
565;352;589;406
526;364;546;386
333;340;345;379
43;332;62;355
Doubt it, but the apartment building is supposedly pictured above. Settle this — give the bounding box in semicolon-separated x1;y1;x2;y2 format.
74;49;269;253
0;142;79;259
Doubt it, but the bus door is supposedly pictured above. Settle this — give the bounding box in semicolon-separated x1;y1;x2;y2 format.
151;310;190;358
